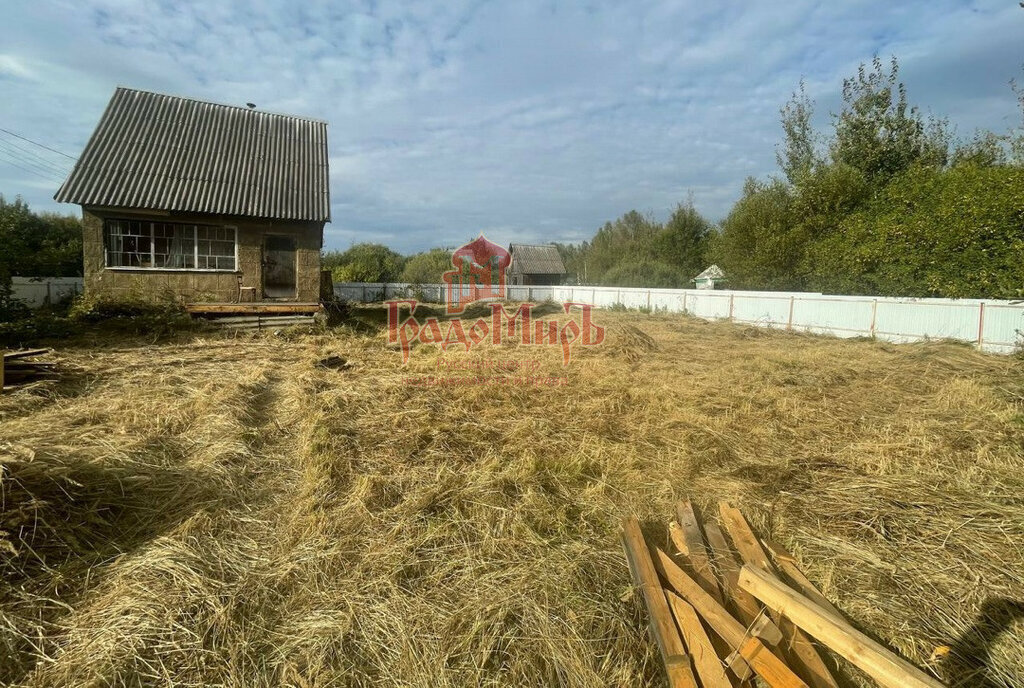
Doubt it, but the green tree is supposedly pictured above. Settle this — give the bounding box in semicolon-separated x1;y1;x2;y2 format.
0;196;83;317
777;80;820;185
655;200;710;282
601;259;685;288
400;248;455;283
831;56;948;186
322;243;405;283
709;178;801;290
807;164;1024;298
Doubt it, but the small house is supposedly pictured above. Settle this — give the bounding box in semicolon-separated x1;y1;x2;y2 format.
693;264;726;290
55;87;330;305
507;244;566;286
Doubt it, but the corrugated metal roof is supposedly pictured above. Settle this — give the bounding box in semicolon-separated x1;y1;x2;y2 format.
508;244;566;275
55;87;330;222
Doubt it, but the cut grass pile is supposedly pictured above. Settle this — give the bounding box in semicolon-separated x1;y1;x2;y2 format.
1;310;1023;687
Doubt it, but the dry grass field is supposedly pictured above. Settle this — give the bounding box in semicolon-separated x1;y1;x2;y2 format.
2;308;1023;687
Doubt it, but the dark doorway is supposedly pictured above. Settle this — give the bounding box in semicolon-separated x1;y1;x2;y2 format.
263;235;297;299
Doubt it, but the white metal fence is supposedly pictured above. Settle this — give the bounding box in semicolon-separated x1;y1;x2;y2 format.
10;277;84;308
334;282;1024;354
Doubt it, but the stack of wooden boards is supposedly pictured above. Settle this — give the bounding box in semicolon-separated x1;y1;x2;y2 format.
621;500;946;688
2;349;58;391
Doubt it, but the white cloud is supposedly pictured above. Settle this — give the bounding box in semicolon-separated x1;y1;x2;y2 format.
1;0;1021;252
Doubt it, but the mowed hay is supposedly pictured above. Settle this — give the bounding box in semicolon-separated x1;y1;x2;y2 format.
1;312;1023;687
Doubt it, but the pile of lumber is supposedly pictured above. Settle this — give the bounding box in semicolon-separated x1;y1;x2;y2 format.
2;349;58;391
621;500;945;688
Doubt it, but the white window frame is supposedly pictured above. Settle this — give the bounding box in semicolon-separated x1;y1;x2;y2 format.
103;219;238;272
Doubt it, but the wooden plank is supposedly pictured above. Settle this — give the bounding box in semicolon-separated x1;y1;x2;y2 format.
666;592;733;688
186;303;322;315
738;565;946;688
3;348;50;361
703;521;783;645
621;518;698;688
669;502;747;683
718;503;839;688
650;545;807;688
761;538;841;617
673;500;724;604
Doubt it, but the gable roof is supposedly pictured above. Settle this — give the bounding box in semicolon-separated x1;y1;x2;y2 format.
694;264;725;281
55;87;330;222
508;243;566;275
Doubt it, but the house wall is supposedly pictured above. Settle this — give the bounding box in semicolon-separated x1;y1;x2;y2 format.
82;207;323;303
515;273;562;286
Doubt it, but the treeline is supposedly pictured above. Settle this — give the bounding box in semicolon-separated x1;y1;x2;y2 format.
567;56;1024;298
322;244;460;284
0;196;83;314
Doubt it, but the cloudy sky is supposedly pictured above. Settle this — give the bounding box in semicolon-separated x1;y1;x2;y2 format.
1;1;1022;253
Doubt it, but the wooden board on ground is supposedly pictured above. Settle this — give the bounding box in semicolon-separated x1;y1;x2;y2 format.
621;518;698;688
738;565;946;688
718;502;839;688
651;545;808;688
666;591;733;688
620;500;947;688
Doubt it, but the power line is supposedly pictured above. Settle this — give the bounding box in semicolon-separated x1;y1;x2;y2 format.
0;126;77;160
0;149;65;183
0;141;68;180
0;137;72;176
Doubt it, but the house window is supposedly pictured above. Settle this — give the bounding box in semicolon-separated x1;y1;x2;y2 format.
104;219;236;271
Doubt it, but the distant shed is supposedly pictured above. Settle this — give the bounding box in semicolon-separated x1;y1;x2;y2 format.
507;244;566;286
693;264;726;290
54;87;330;304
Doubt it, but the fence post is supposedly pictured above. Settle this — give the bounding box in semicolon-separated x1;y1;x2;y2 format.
361;284;367;302
870;299;878;337
647;290;651;310
977;302;986;349
528;287;533;302
616;288;621;306
787;296;795;330
682;291;687;314
383;283;388;300
728;293;735;321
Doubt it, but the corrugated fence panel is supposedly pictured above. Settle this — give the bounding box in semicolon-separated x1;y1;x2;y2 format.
332;283;1024;354
874;299;982;343
732;293;791;327
979;303;1024;354
791;296;875;338
686;291;733;319
11;277;84;308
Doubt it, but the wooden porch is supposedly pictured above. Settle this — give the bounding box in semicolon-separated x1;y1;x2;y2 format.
185;302;323;316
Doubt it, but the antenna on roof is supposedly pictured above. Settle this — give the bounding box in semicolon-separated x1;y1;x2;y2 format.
246;102;256;109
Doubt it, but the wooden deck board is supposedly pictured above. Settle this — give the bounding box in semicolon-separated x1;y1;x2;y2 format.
186;302;322;315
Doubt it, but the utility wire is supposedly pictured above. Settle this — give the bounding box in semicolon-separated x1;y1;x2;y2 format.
0;141;69;180
0;126;77;160
0;149;65;183
0;137;71;176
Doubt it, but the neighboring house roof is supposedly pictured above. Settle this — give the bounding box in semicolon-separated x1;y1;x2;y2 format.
694;264;726;281
508;244;566;274
55;87;330;222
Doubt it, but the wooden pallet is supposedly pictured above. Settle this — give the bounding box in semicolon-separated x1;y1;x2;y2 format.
621;500;946;688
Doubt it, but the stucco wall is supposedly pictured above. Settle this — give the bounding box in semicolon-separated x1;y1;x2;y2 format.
82;208;323;303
